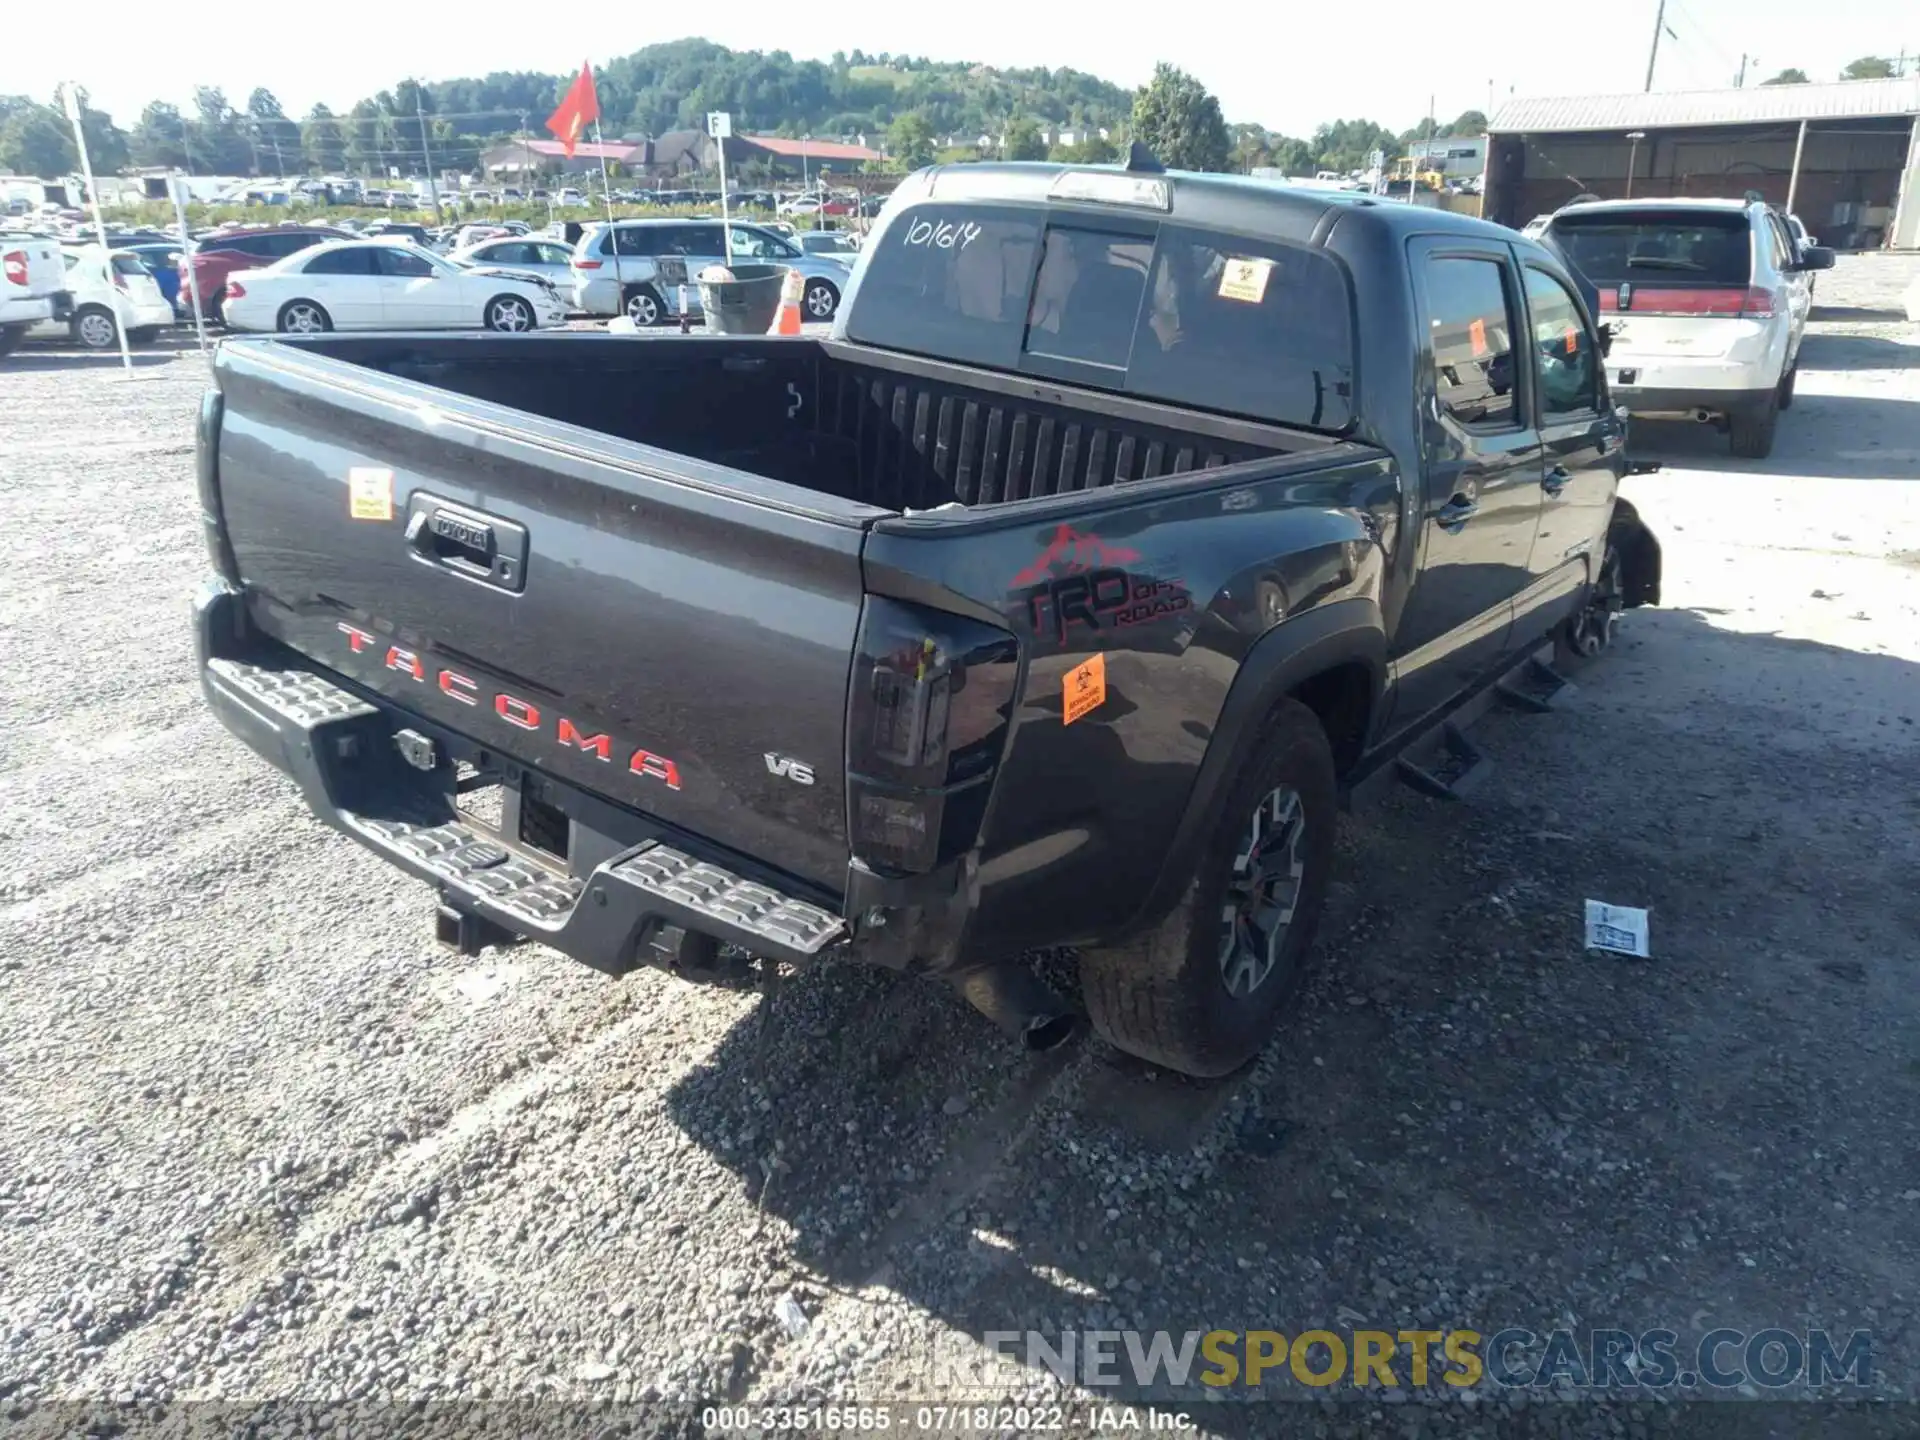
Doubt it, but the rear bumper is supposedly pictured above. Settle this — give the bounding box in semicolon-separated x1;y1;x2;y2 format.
0;295;54;326
194;579;975;976
1611;383;1775;416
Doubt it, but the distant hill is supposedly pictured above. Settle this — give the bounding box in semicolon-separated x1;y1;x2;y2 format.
421;41;1135;150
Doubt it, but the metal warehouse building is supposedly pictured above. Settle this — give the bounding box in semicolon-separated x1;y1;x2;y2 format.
1484;77;1920;249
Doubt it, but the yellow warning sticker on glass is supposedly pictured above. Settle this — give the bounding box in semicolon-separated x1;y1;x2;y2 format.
348;467;394;521
1217;257;1273;305
1063;653;1107;726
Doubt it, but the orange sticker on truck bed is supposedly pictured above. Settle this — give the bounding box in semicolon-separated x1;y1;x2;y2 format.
1063;653;1107;726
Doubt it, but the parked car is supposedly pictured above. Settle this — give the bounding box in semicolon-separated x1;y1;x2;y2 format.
30;245;174;349
501;187;524;203
570;218;851;324
183;224;351;322
469;189;495;206
1;230;69;355
193;162;1660;1079
1521;214;1553;239
117;241;185;313
778;195;822;216
1544;197;1833;457
797;230;859;260
448;235;578;290
558;188;586;208
220;239;568;334
364;222;434;247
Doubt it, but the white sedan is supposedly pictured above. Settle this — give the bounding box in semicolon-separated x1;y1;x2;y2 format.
222;239;569;334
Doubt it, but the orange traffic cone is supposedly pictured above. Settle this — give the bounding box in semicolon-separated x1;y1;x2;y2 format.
769;267;804;336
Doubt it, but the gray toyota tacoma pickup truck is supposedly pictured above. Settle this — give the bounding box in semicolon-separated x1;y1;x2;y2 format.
193;157;1659;1077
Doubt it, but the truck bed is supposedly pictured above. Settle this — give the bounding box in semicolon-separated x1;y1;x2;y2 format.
277;331;1333;512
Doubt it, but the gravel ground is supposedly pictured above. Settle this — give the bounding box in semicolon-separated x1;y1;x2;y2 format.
2;257;1917;1438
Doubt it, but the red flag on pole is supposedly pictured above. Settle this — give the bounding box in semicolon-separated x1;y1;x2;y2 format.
546;61;600;158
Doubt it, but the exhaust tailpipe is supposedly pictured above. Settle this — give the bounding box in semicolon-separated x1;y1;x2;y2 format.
952;964;1079;1053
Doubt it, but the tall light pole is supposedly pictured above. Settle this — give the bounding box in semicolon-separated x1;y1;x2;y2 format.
415;84;442;222
1644;0;1668;91
1625;131;1646;198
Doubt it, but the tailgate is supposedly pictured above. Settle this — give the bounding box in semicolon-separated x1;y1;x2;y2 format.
211;340;879;892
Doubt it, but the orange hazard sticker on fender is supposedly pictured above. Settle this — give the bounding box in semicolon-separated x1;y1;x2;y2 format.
1468;317;1488;356
348;467;394;521
1063;653;1107;726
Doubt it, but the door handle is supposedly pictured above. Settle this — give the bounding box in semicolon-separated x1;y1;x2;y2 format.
1435;493;1479;528
404;494;528;593
1543;465;1572;497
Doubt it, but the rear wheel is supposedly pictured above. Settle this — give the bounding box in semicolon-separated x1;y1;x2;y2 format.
1079;699;1337;1078
276;300;332;334
72;305;118;350
0;325;23;356
802;277;840;321
485;294;535;331
1729;389;1779;459
622;285;663;326
1777;363;1798;411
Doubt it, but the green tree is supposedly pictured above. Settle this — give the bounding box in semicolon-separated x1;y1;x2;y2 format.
1840;56;1896;80
888;109;936;169
1129;63;1230;172
190;86;249;172
1447;109;1488;134
246;88;299;174
131;101;190;169
1051;131;1117;164
344;100;389;176
1760;68;1810;84
58;88;129;173
0;102;73;177
1003;114;1047;161
301;104;345;174
1273;135;1316;175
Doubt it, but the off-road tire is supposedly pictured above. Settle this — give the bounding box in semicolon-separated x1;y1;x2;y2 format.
0;324;26;356
1079;698;1337;1078
1730;390;1779;459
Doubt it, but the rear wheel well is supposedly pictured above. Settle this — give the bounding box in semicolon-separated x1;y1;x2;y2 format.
1287;662;1373;778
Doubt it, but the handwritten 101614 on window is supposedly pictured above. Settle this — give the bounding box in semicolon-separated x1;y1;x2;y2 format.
902;218;984;252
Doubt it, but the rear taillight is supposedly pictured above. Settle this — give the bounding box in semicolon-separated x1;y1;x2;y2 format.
111;271;129;293
574;258;602;269
3;250;26;287
225;279;246;299
847;597;1019;876
1602;286;1773;318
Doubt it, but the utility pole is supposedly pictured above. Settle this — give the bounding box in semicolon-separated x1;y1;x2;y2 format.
415;85;442;221
1736;54;1750;88
520;112;533;194
1644;0;1667;92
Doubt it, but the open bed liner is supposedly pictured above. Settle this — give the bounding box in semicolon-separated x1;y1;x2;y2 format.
290;332;1334;513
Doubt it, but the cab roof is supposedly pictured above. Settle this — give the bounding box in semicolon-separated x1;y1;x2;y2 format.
902;161;1522;249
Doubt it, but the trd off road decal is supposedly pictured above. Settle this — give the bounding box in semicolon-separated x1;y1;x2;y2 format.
1012;523;1192;646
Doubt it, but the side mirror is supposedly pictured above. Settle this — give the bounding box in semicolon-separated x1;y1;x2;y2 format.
1796;245;1836;272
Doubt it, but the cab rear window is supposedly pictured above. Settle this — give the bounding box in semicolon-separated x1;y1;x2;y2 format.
846;204;1355;431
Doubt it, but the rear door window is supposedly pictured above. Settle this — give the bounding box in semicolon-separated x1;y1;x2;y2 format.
1422;256;1519;428
305;247;376;275
1549;208;1751;288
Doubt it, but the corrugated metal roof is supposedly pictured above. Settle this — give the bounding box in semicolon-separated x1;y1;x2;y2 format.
742;135;882;162
1491;77;1920;134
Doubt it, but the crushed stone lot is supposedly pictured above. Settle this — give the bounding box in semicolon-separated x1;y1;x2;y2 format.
2;257;1917;1438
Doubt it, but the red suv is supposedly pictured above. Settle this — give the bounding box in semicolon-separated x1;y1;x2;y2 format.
181;225;352;322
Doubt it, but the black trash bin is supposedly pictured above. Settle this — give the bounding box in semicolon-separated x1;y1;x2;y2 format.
697;263;787;335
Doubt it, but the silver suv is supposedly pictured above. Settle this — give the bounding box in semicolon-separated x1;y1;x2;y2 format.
570;218;852;325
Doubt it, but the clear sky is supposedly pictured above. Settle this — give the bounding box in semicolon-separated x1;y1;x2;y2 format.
7;0;1917;137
